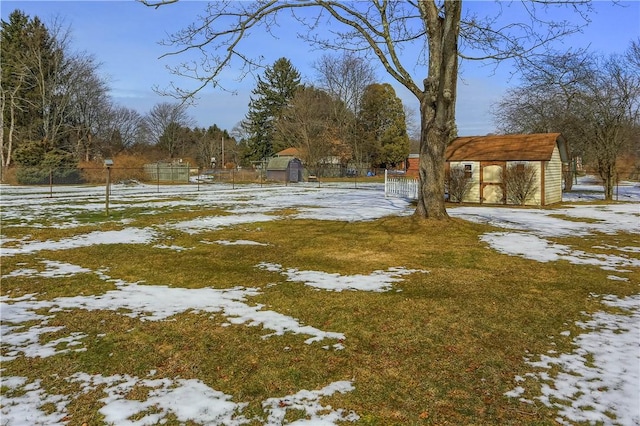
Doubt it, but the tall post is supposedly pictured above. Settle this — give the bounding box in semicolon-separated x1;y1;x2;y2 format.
104;159;113;216
384;169;388;198
106;166;111;215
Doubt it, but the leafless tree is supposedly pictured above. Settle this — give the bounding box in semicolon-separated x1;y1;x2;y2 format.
313;52;375;168
275;85;346;175
503;163;539;205
100;106;146;157
575;49;640;199
144;102;194;159
138;0;591;219
446;165;473;203
493;50;593;191
494;42;640;200
67;54;111;162
314;52;376;114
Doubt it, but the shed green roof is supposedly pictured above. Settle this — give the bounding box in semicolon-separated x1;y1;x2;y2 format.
267;157;297;170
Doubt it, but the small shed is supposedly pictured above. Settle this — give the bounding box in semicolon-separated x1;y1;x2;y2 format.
266;157;304;183
445;133;569;206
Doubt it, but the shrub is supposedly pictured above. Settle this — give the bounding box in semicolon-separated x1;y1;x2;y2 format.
504;163;538;205
79;155;151;184
446;166;473;203
16;166;83;185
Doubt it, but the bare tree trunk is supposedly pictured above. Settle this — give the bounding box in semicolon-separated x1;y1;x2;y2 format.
415;1;461;219
5;89;20;169
0;84;5;169
600;163;616;201
564;159;574;192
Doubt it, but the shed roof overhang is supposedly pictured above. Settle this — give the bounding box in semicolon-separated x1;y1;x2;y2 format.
446;133;569;163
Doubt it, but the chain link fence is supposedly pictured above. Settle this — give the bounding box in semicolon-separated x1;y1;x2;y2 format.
2;166;268;186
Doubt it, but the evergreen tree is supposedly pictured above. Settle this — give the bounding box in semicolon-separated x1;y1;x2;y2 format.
358;83;410;168
243;57;301;162
1;10;58;168
2;9;111;179
0;10;86;183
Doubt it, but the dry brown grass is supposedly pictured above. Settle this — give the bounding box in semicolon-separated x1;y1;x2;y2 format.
1;201;638;425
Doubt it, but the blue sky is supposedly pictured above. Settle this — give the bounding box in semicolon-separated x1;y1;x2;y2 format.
2;1;639;136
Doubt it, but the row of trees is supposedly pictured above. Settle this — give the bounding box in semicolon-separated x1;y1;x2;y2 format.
1;10;412;184
242;56;411;174
494;42;640;200
1;10;235;183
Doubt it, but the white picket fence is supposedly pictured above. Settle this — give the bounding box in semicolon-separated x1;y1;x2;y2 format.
384;170;419;200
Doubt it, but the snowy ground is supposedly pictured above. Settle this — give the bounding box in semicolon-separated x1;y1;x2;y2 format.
1;177;638;425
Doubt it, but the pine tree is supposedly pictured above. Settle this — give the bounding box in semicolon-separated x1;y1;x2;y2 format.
1;11;56;167
243;57;301;162
358;83;410;168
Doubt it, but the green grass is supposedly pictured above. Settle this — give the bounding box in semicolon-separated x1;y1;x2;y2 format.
1;202;638;425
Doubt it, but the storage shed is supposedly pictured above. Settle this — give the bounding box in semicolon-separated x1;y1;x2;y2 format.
445;133;569;206
266;157;304;183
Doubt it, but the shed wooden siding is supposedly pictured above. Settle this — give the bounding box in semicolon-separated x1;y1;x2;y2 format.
445;133;568;206
448;161;481;202
544;145;564;204
266;157;303;183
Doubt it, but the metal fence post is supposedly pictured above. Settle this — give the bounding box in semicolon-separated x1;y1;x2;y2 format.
105;165;111;216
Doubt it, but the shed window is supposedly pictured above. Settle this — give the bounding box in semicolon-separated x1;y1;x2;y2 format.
464;164;472;179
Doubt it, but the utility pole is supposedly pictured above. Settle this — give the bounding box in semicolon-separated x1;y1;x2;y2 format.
221;136;225;168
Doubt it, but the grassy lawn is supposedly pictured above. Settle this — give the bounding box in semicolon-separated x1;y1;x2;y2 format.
1;188;638;425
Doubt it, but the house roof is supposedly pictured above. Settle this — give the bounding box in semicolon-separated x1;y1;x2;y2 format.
276;147;302;157
446;133;569;163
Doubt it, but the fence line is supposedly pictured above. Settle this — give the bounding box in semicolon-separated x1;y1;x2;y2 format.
384;170;419;200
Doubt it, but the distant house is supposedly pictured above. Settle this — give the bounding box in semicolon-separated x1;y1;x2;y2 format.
266;157;304;183
405;153;420;177
445;133;569;206
275;147;302;158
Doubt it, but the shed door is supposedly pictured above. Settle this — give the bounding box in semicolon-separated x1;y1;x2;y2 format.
482;164;504;203
289;166;298;182
483;185;503;204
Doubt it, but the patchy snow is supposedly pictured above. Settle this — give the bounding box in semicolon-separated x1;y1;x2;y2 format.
70;373;250;426
450;185;639;273
258;262;427;292
479;231;640;272
262;381;359;425
1;228;157;257
0;378;71;425
214;240;269;246
1;177;639;425
2;373;357;426
171;213;277;234
0;270;349;358
511;294;640;426
3;260;92;278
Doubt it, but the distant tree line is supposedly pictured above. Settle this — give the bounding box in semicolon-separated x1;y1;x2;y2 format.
1;10;412;183
493;41;640;200
242;56;411;174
